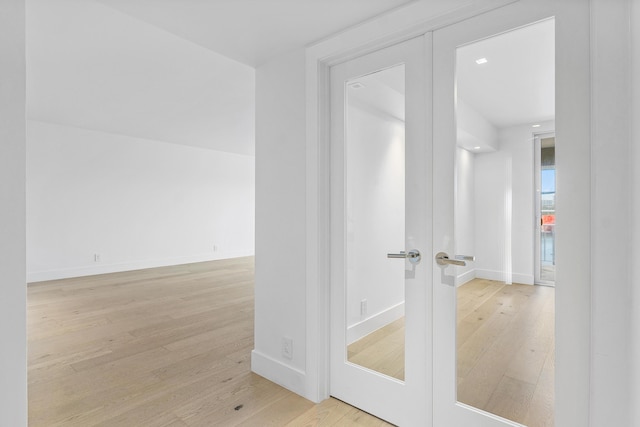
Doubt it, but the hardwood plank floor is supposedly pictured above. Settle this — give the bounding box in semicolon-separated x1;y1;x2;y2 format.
344;278;555;426
457;279;555;425
28;257;390;427
347;318;405;381
29;260;553;426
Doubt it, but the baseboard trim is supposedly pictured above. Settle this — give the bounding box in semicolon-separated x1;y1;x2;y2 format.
456;268;476;287
346;302;404;345
251;350;307;399
27;251;254;283
475;269;534;285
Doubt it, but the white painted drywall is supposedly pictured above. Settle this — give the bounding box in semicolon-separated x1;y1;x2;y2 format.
345;98;405;342
26;121;255;282
27;0;256;156
589;1;632;425
632;1;640;424
456;98;498;152
0;1;27;425
473;121;554;285
251;48;308;395
95;0;413;67
455;147;476;285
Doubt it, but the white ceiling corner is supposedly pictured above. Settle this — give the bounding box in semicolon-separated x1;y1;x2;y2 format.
26;0;416;155
94;0;417;67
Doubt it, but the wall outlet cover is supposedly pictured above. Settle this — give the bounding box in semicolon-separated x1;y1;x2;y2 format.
282;336;293;360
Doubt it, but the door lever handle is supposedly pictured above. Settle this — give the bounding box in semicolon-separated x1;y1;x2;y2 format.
387;249;421;264
435;252;472;267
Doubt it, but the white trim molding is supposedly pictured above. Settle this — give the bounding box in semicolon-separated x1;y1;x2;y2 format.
27;251;254;283
475;269;535;285
251;350;307;398
347;302;405;345
456;268;476;287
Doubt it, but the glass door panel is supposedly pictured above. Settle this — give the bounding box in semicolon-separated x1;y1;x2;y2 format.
345;64;406;381
539;136;556;283
453;19;556;425
432;1;568;425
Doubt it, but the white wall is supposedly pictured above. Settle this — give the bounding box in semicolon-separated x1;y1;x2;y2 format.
26;121;255;282
345;99;405;342
456;98;498;152
0;1;27;425
455;147;476;285
473;121;554;285
589;1;632;425
251;48;308;395
632;0;640;424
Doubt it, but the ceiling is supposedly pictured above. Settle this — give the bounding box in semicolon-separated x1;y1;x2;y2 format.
456;18;555;129
347;18;554;154
26;1;552;155
26;0;416;155
95;0;416;68
349;65;405;122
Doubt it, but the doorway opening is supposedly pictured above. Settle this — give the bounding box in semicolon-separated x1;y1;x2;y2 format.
535;133;556;285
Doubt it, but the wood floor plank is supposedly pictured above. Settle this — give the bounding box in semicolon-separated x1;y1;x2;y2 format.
457;281;554;424
343;279;555;426
348;318;405;380
235;392;315;426
174;373;291;426
484;375;537;422
28;257;391;426
29;259;551;426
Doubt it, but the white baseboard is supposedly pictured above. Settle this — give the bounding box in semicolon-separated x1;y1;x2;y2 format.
27;250;254;283
251;350;307;399
475;269;534;285
456;268;476;287
346;302;404;345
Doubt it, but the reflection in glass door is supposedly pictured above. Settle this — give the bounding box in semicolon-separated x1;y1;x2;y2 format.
345;64;406;381
443;15;557;426
536;135;556;284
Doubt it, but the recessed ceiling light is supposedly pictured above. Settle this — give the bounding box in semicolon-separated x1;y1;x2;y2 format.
475;58;488;65
349;82;365;89
473;146;481;150
532;124;541;128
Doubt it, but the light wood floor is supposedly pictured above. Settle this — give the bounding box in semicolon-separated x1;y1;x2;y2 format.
348;318;405;381
457;279;554;426
28;257;391;427
346;279;555;426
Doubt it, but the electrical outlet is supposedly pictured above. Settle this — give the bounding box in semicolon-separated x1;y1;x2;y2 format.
213;245;218;252
282;337;293;360
94;253;101;263
360;299;367;316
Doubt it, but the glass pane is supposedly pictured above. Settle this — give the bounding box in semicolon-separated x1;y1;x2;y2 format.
540;139;556;282
345;64;406;381
454;19;556;425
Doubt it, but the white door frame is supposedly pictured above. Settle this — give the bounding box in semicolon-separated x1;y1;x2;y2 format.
305;1;591;425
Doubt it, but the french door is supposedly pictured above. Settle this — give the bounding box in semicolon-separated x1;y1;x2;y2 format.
433;3;556;426
329;35;431;426
329;0;589;425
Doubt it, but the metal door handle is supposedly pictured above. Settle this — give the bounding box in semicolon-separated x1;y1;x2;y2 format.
435;252;473;267
387;249;421;264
